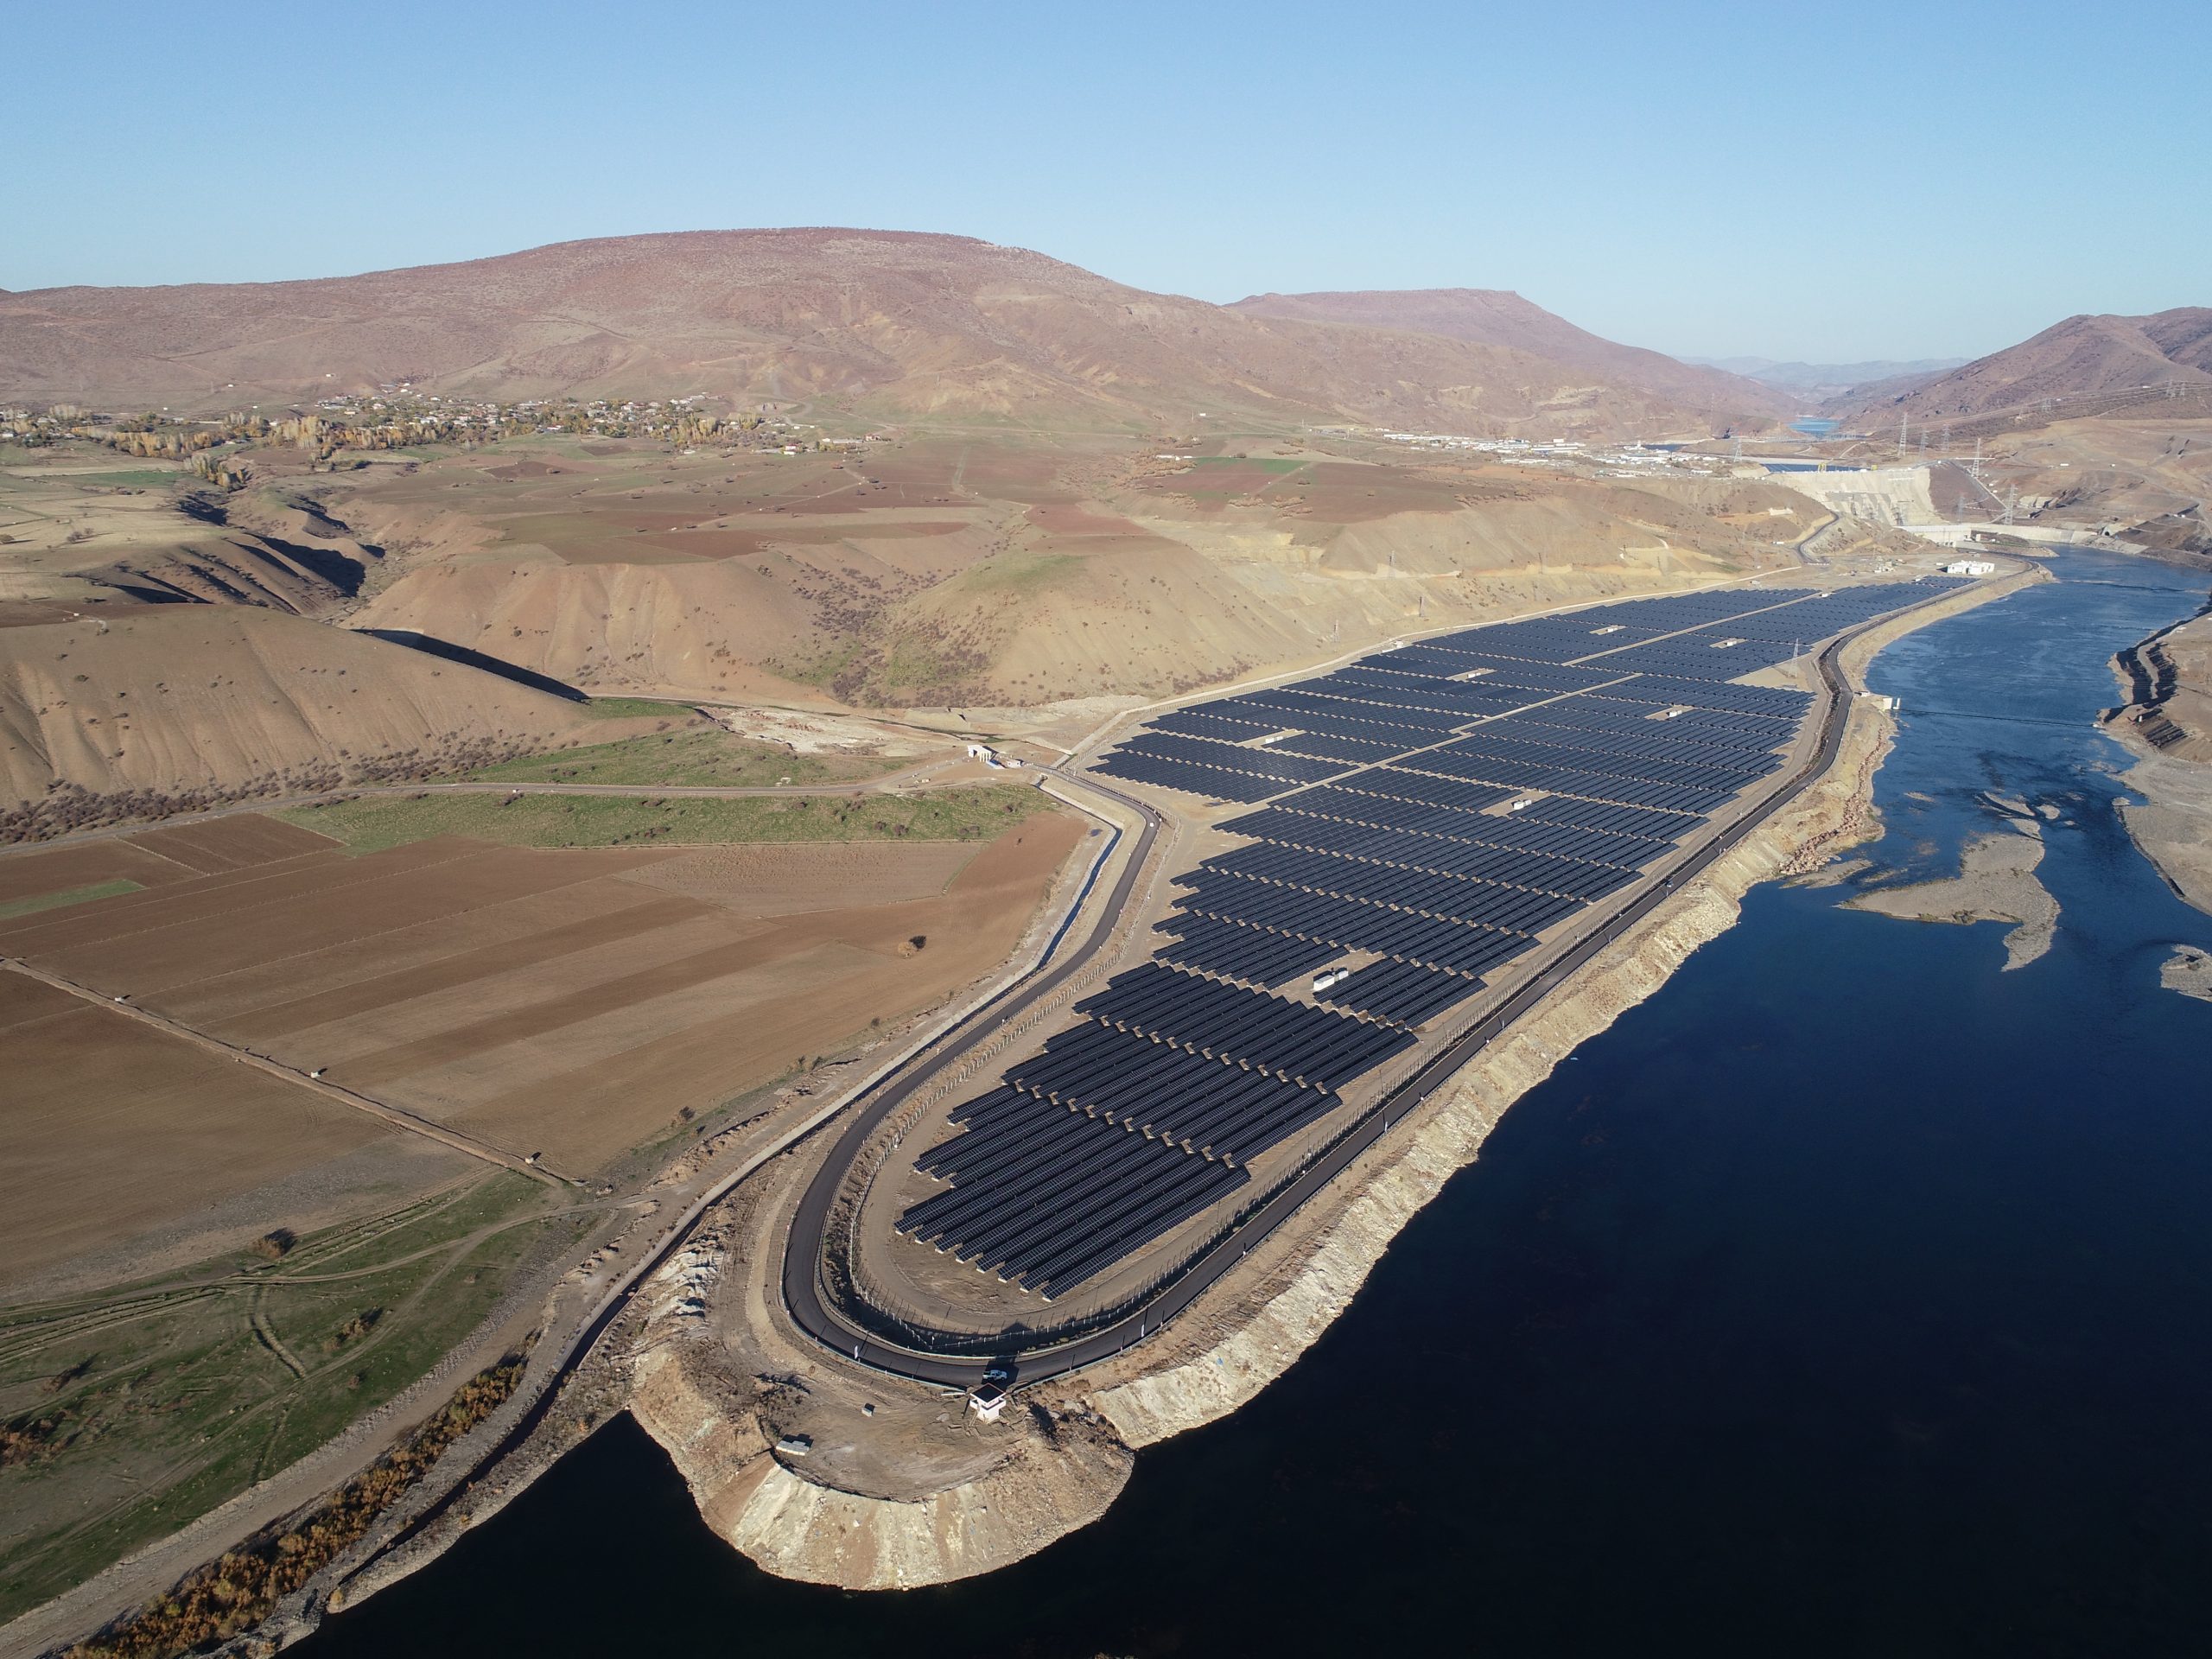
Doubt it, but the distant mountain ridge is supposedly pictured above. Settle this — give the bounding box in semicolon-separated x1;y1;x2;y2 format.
1685;355;1969;396
1832;308;2212;423
1231;288;1793;420
0;231;1777;439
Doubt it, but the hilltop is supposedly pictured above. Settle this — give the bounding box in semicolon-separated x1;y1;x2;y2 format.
1834;308;2212;425
1;231;1769;440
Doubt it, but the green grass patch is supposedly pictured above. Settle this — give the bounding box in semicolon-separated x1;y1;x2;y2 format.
950;550;1082;596
0;1175;567;1623
0;878;144;921
278;783;1046;854
1187;456;1304;474
60;468;185;488
577;695;701;721
453;729;903;791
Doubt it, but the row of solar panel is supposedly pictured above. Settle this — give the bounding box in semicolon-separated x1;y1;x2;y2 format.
1156;916;1347;984
1313;957;1486;1025
1503;697;1796;753
1410;747;1735;813
1240;795;1674;868
1171;880;1539;976
1117;731;1354;785
999;1024;1347;1161
901;581;1961;1300
1471;715;1787;777
1186;855;1587;935
899;1102;1250;1296
1074;961;1416;1090
1091;750;1284;802
1206;833;1635;902
1442;728;1773;792
1211;807;1649;893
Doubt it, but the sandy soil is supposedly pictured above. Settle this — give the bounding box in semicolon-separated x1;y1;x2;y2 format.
2104;607;2212;916
1974;413;2212;557
0;811;1084;1179
1845;817;2057;969
0;966;466;1287
0;457;369;618
2162;944;2212;1002
0;607;607;810
317;433;1883;714
620;841;985;917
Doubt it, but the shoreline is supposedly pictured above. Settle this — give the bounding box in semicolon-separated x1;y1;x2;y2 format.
7;569;2044;1651
599;568;2048;1592
2101;599;2212;918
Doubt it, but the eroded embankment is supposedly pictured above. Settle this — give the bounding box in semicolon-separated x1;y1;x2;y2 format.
2102;601;2212;917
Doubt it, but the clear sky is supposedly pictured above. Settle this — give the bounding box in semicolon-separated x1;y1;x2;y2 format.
7;0;2205;364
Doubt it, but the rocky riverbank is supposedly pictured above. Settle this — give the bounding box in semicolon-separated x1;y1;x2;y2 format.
2103;600;2212;915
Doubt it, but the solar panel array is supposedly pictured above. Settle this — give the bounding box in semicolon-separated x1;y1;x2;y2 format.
899;580;1965;1298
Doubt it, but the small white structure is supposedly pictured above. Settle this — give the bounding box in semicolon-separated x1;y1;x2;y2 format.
775;1434;812;1457
1942;558;1998;576
965;742;995;760
1313;968;1351;994
967;1382;1008;1422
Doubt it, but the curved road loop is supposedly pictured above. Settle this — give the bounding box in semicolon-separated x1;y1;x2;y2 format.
779;587;1967;1389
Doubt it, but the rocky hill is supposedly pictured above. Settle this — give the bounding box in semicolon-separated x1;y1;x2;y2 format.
1;231;1768;439
1834;308;2212;425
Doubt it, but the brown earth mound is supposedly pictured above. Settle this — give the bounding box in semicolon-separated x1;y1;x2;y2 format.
0;607;601;817
1833;308;2212;427
0;229;1754;438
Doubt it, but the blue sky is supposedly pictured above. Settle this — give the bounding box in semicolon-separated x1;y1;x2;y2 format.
7;0;2205;363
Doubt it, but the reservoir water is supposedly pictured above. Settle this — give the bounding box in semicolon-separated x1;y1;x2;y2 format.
304;550;2212;1656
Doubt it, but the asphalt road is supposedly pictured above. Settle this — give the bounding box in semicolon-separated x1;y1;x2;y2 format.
778;774;1165;1376
778;588;1962;1390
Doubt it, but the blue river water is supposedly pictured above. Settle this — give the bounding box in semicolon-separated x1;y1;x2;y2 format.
303;550;2212;1657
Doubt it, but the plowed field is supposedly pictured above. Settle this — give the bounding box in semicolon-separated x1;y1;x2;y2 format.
0;809;1085;1245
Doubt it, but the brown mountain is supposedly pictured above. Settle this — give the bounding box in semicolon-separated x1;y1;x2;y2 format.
1833;308;2212;424
1230;288;1795;421
0;230;1765;438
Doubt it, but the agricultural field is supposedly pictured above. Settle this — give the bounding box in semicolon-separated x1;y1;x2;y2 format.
0;796;1085;1612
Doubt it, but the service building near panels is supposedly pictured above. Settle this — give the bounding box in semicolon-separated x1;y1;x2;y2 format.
817;577;1969;1356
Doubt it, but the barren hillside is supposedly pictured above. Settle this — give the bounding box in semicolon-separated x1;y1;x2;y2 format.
0;607;610;822
1834;308;2212;425
2;230;1754;439
327;429;1859;710
1231;288;1791;422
